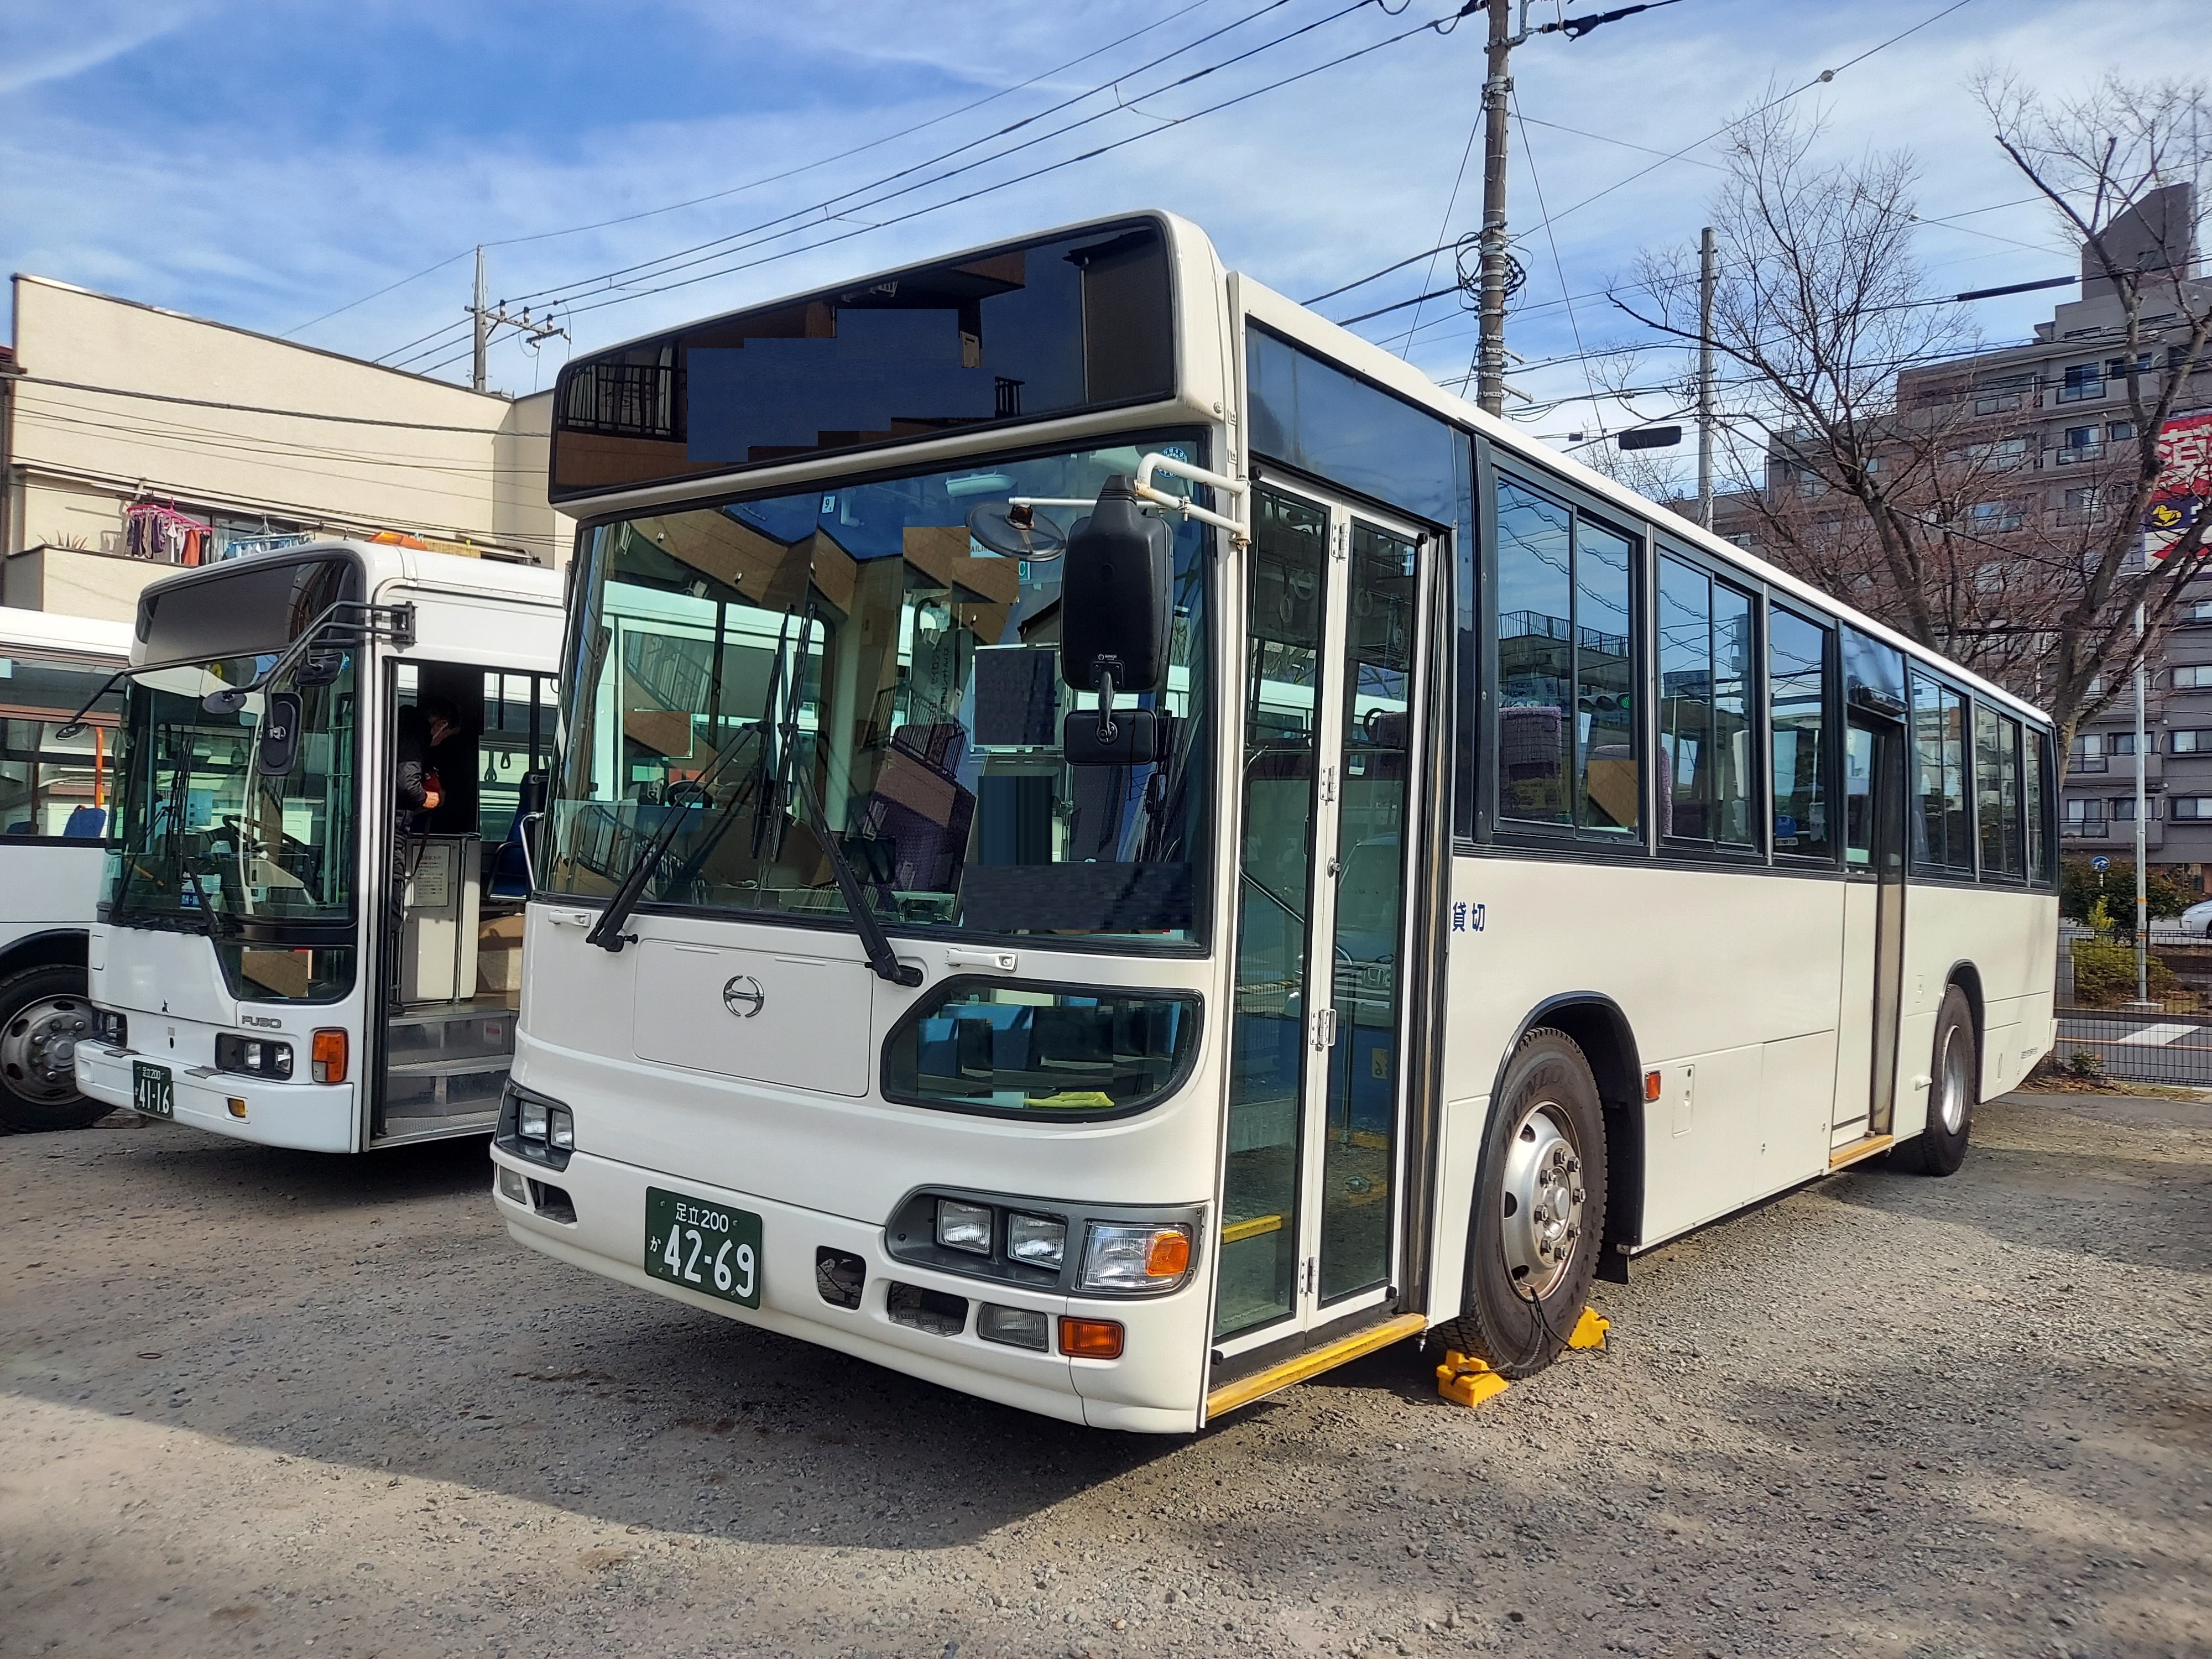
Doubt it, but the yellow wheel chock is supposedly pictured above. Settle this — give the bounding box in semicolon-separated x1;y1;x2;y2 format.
1434;1307;1609;1407
1434;1349;1509;1407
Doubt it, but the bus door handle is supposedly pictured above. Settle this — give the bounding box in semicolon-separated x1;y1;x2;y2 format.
946;946;1019;974
1311;1007;1338;1049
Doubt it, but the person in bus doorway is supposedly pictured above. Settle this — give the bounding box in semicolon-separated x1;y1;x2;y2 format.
390;699;456;1004
397;696;458;823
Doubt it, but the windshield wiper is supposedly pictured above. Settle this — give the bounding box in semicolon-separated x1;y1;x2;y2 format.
785;763;922;988
585;719;768;952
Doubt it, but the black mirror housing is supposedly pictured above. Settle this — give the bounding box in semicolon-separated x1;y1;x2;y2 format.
254;691;304;776
1062;708;1170;767
1060;476;1172;695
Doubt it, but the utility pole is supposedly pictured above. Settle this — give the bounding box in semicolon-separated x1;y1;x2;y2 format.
465;246;567;395
472;246;489;394
1474;0;1516;419
1472;0;1683;419
1697;224;1715;530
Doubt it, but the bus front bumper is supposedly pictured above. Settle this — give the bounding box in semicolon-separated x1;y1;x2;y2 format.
75;1042;358;1154
492;1145;1204;1434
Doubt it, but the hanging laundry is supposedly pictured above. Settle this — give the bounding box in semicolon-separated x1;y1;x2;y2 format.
123;502;212;565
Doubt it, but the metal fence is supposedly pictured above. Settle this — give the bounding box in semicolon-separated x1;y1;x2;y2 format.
2051;923;2212;1086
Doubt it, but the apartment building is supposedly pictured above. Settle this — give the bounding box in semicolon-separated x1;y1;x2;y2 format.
1;275;573;620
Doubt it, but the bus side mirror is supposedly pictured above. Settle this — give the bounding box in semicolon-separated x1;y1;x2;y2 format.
254;691;303;776
1061;475;1171;766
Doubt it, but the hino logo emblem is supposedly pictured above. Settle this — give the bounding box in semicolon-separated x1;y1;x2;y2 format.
721;974;766;1019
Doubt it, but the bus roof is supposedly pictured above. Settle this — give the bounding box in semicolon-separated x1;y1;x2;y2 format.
0;604;133;659
555;209;2048;730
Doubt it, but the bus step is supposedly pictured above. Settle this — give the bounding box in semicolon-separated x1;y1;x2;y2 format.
384;1056;511;1117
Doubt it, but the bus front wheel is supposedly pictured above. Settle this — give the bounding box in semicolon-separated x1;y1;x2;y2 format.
0;964;109;1134
1448;1028;1609;1379
1892;985;1975;1177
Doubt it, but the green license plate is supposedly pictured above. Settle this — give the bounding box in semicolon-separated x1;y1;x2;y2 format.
645;1186;761;1308
132;1061;174;1119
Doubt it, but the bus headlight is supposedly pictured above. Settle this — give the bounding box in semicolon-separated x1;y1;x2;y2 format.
498;1079;574;1171
935;1199;993;1255
216;1034;294;1080
1005;1212;1067;1270
1079;1222;1194;1292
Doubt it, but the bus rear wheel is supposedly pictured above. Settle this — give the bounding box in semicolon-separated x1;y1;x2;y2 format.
1447;1028;1609;1380
0;965;109;1134
1893;985;1975;1177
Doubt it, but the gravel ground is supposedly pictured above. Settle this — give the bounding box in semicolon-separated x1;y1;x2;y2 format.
3;1091;2207;1659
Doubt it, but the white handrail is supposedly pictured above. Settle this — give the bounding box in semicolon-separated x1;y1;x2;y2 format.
1133;452;1248;545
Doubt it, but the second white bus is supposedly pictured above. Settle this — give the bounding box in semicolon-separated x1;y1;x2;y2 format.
74;541;564;1152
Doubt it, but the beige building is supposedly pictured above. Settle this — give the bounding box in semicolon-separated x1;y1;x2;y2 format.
1;275;572;619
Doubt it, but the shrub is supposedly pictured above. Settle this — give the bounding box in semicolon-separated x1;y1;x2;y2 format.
2065;1048;2105;1078
2070;938;2179;1006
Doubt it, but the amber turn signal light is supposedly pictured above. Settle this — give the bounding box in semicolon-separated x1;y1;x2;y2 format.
1058;1316;1125;1360
1644;1069;1662;1101
1145;1229;1192;1278
311;1028;348;1084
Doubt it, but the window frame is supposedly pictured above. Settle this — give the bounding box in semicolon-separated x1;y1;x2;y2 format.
1651;540;1765;863
1907;665;1978;882
1483;464;1648;853
1766;596;1843;871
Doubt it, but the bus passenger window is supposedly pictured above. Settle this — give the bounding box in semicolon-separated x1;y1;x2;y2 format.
1911;676;1973;874
1978;708;2025;879
1495;481;1572;825
1575;520;1636;833
1712;583;1754;845
1769;609;1832;860
1657;557;1712;839
2024;727;2050;882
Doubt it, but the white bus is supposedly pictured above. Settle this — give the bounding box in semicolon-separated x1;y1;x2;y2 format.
74;541;565;1152
0;606;132;1133
495;213;2057;1432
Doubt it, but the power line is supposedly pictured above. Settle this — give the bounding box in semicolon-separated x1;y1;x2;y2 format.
479;2;1477;340
436;0;1325;330
12;375;541;434
285;0;1224;342
379;0;1344;371
1306;0;1985;318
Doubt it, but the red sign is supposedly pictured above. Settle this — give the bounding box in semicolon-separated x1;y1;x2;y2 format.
2147;409;2212;557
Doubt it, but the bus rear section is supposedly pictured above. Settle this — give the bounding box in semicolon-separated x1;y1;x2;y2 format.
0;607;131;1133
73;542;563;1153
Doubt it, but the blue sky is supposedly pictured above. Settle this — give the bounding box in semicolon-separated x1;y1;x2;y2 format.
1;0;2189;456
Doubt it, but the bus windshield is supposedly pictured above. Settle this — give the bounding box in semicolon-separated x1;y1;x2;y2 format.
107;654;360;943
549;432;1212;944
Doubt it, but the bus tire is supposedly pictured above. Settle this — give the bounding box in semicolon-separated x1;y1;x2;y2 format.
1894;985;1974;1177
0;964;109;1134
1446;1027;1609;1380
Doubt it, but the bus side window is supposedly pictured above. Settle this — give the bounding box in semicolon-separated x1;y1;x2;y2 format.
1975;708;2027;880
1493;475;1640;838
1910;674;1974;875
1768;608;1833;862
2025;726;2052;884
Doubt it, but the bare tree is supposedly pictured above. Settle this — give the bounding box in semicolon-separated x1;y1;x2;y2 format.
1979;72;2212;752
1616;84;2211;760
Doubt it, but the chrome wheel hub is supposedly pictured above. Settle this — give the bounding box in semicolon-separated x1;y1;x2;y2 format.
3;995;90;1106
1500;1098;1585;1298
1936;1022;1970;1135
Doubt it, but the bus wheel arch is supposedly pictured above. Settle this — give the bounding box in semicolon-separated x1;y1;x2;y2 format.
1513;995;1644;1264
